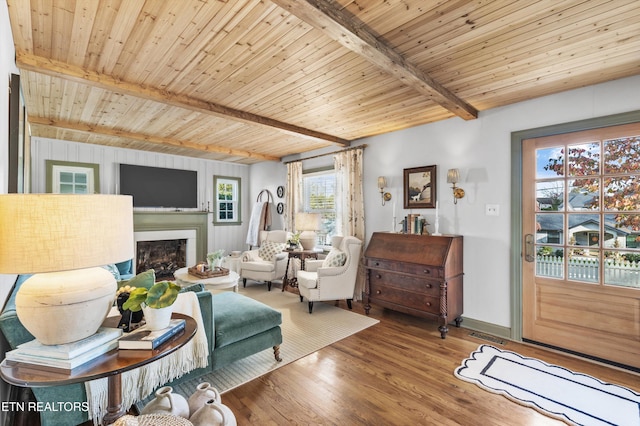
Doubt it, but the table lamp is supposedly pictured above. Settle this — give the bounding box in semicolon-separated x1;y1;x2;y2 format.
0;194;134;345
295;212;321;250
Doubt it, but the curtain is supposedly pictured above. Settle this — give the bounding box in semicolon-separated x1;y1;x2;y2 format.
285;161;303;233
334;147;366;300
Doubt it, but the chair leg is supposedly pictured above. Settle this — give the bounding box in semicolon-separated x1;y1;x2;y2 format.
347;299;353;310
299;295;303;302
267;281;272;291
243;278;247;288
308;301;314;313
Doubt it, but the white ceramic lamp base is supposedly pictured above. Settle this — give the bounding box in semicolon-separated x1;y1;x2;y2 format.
299;231;317;251
15;267;116;345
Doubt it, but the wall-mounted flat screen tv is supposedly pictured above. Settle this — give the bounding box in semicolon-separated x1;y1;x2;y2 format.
119;164;197;208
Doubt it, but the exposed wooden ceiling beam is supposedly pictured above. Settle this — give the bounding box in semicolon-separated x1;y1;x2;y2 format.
16;52;350;147
28;116;281;162
271;0;478;120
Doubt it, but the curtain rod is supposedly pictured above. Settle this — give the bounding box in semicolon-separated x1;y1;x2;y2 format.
283;144;367;164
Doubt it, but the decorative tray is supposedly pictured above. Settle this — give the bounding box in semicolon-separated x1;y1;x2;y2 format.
188;266;230;278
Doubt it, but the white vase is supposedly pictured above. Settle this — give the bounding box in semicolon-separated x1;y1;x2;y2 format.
188;382;221;417
142;305;173;331
140;386;190;419
189;399;236;426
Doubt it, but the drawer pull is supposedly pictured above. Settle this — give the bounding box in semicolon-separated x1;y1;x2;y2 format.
423;269;430;274
376;274;382;279
376;290;382;295
425;284;432;289
375;262;380;267
426;302;431;307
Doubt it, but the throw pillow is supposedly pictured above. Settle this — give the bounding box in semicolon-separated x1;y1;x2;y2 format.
258;240;285;262
323;249;347;268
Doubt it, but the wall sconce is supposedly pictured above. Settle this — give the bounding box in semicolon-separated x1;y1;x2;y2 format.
447;169;465;204
378;176;392;206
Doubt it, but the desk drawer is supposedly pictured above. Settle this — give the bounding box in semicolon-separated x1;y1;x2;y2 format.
369;270;439;295
369;283;440;315
366;259;443;279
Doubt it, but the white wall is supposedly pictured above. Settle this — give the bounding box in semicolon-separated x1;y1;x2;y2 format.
31;137;252;254
274;74;640;330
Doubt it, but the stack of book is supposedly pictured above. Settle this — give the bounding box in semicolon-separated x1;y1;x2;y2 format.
402;214;427;235
5;327;123;372
118;318;186;350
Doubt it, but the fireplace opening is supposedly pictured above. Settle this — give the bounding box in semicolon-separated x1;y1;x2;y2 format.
136;239;187;280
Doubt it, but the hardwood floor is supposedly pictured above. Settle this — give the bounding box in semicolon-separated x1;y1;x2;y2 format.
221;298;639;425
14;296;639;425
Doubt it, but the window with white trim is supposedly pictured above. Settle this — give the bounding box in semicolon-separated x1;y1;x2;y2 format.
213;175;241;225
303;169;336;246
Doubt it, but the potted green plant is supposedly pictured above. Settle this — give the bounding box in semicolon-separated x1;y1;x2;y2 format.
122;281;181;330
287;232;301;250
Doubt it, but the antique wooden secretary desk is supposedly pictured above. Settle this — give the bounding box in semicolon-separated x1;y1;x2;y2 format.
363;232;464;338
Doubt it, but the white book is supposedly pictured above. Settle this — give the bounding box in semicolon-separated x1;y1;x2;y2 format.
17;327;123;360
6;338;119;371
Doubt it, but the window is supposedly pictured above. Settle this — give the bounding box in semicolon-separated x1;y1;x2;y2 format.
213;175;241;225
46;160;99;194
303;169;336;246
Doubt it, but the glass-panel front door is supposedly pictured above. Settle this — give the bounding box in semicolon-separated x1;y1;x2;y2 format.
522;122;640;370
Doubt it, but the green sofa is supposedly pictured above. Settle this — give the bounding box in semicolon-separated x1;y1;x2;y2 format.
0;272;282;425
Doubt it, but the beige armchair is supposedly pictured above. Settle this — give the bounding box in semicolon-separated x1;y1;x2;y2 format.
296;236;363;313
239;230;288;291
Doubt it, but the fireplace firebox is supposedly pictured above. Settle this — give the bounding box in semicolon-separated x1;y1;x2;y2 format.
136;239;187;279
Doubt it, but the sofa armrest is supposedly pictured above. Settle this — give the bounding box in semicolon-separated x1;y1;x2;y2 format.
194;289;215;355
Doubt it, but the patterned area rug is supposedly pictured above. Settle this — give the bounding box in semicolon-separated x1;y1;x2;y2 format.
455;344;640;426
137;285;379;409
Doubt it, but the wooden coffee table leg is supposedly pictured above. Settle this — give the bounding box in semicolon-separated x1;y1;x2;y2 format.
102;373;126;425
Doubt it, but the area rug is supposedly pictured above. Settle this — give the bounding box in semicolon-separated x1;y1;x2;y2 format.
454;344;640;426
137;285;379;408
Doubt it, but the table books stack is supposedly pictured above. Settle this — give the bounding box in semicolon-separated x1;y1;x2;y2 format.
5;327;123;372
118;318;186;350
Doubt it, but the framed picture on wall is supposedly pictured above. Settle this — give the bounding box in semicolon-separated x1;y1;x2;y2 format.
403;165;437;209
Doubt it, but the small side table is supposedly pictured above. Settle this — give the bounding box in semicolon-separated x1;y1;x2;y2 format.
173;267;240;292
221;255;241;273
282;250;319;292
0;313;196;425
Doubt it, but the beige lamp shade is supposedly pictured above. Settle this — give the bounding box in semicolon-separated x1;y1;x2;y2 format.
447;168;460;184
0;194;134;274
0;194;134;345
295;212;321;232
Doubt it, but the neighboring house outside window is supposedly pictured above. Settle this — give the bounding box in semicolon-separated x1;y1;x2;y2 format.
303;169;336;246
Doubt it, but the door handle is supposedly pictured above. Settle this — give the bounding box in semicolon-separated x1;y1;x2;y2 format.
525;234;535;262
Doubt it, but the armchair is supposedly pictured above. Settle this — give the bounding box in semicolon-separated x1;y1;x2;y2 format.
296;236;363;313
239;230;288;291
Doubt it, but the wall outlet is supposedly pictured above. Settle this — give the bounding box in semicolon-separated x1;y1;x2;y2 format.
485;204;500;216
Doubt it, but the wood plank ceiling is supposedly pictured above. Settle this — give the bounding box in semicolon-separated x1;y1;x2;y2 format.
7;0;640;164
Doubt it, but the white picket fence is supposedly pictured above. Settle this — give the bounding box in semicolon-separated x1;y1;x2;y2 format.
536;255;640;288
